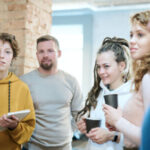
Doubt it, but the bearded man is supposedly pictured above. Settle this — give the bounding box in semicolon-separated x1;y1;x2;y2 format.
21;35;83;150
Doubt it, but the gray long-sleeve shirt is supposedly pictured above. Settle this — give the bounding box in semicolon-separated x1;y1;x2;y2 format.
21;69;83;147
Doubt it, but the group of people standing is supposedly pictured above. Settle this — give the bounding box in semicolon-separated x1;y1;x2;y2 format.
0;9;150;150
78;10;150;150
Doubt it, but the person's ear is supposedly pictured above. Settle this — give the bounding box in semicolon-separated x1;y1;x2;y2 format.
10;58;14;66
36;51;38;58
119;61;126;72
147;21;150;32
57;50;61;58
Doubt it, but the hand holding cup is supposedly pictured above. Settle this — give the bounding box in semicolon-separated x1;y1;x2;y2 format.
104;94;118;108
85;118;101;133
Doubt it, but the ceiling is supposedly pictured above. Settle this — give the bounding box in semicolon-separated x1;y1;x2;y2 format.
52;0;150;11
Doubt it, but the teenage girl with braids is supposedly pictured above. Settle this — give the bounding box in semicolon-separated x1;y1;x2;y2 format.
0;33;35;150
103;10;150;150
77;37;133;150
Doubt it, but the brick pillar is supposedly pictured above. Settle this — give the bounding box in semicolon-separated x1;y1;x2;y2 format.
0;0;52;76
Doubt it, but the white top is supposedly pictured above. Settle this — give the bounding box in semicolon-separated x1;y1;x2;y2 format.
86;80;133;150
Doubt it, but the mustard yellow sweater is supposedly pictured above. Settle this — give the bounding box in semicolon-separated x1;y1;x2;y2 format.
0;72;35;150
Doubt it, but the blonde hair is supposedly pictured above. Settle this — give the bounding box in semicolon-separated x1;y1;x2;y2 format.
131;10;150;91
131;10;150;26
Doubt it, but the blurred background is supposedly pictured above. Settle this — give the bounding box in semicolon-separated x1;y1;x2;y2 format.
1;1;149;149
1;0;149;99
51;0;150;99
51;2;150;149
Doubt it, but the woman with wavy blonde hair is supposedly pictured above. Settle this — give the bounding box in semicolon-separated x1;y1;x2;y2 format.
103;10;150;150
77;36;133;150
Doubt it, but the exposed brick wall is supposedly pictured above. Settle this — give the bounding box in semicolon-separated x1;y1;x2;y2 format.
0;0;52;76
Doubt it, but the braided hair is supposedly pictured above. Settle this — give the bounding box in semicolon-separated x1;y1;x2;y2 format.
77;37;132;120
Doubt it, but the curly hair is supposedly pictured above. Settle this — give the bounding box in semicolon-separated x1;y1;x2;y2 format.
131;10;150;91
77;37;132;120
131;10;150;26
132;55;150;91
0;33;19;59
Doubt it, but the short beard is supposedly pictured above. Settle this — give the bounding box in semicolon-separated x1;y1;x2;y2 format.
40;63;53;71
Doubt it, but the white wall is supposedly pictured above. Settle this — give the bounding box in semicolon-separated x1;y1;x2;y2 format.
52;10;93;99
52;5;150;99
92;5;150;69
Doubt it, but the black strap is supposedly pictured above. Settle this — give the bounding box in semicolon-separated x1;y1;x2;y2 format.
8;81;11;112
113;134;118;142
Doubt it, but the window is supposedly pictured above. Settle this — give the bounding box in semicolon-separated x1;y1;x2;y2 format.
51;25;83;87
